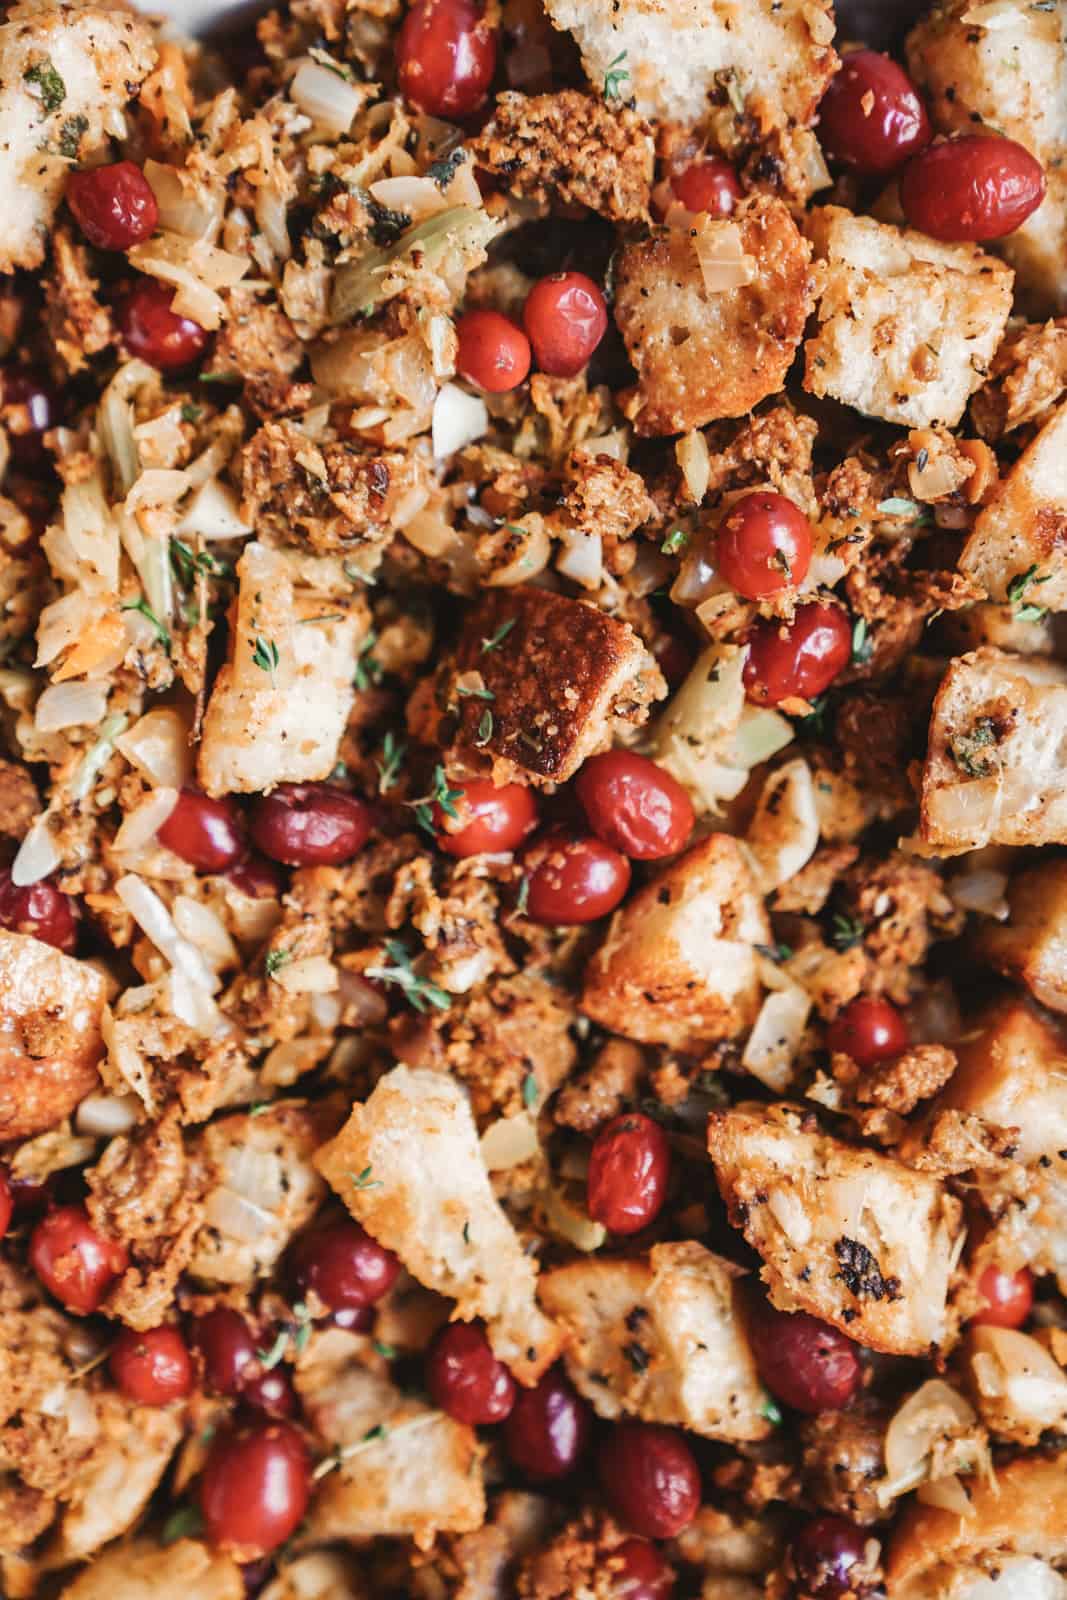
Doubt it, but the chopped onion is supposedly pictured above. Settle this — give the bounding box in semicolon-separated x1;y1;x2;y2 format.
113;787;180;853
881;1379;978;1501
742;985;811;1092
75;1093;141;1137
949;865;1010;920
370;175;449;224
34;681;109;734
144;158;223;243
69;714;129;803
203;1185;275;1244
676;429;710;504
11;813;60;887
543;1184;607;1252
273;955;339;994
178;477;252;541
746;759;820;892
172;894;238;972
691;218;756;293
481;1113;539;1171
290;60;364;137
167;967;222;1034
116;873;219;995
115;708;193;789
916;1474;974;1515
556;528;603;589
432;382;488;458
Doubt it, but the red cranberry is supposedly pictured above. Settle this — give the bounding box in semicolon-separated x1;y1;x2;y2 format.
242;1364;297;1419
198;1420;311;1557
522;272;608;377
110;1325;193;1405
970;1264;1034;1330
504;1367;592;1481
7;1172;48;1215
29;1206;128;1315
826;997;909;1068
672;157;742;216
747;1302;862;1415
66;161;159;250
192;1308;258;1396
426;1321;517;1425
610;1539;675;1600
332;1303;374;1332
2;368;58;471
227;854;284;898
743;604;852;707
523;832;630;925
0;1168;11;1240
598;1423;701;1540
791;1515;873;1598
118;277;209;372
651;628;695;690
818;51;930;175
456;310;531;393
290;1219;400;1311
576;751;694;861
249;783;372;867
158;787;246;872
717;492;813;601
396;0;497;119
0;868;78;952
587;1113;671;1236
900;135;1046;242
434;778;537;857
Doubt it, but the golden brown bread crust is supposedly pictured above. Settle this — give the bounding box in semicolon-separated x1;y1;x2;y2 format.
0;932;105;1141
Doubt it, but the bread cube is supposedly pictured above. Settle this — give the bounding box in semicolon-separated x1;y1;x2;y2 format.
707;1103;964;1355
920;649;1067;853
58;1538;242;1600
803;208;1014;429
580;833;769;1048
964;1326;1067;1447
959;401;1067;611
539;1242;771;1441
975;865;1067;1015
935;999;1067;1164
0;931;105;1141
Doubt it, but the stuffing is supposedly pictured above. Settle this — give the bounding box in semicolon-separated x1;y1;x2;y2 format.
314;1065;563;1383
514;1509;640;1600
707;1103;965;1356
197;541;368;796
471;92;653;221
0;1263;97;1502
803;207;1014;429
929;999;1067;1167
210;296;310;419
799;1401;889;1526
554;450;658;577
58;1538;243;1600
975;860;1067;1014
553;1037;644;1134
963;1326;1067;1447
971;318;1067;439
0;930;105;1140
834;1043;958;1119
42;224;113;376
958;401;1067;612
580;833;769;1048
259;1553;367;1600
919;648;1067;853
0;3;156;273
538;1242;772;1441
0;759;39;842
613;197;817;436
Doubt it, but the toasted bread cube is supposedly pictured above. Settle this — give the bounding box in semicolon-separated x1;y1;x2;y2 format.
964;1326;1067;1447
445;586;664;784
58;1538;243;1600
614;197;816;436
975;864;1067;1015
803;208;1014;429
920;649;1067;853
259;1554;367;1600
0;931;105;1141
707;1103;964;1355
539;1242;771;1441
934;999;1067;1164
315;1066;562;1383
581;833;768;1048
959;402;1067;610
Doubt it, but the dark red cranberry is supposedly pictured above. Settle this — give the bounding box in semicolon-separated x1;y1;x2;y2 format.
332;1303;375;1332
0;868;78;952
290;1219;400;1311
743;604;853;707
239;1557;274;1597
900;135;1047;242
747;1302;862;1415
2;369;58;471
192;1308;258;1396
790;1515;874;1598
110;1325;193;1405
250;783;372;867
672;157;742;216
818;51;930;176
523;272;608;377
66;161;159;250
7;1172;48;1215
117;277;209;372
227;854;284;898
598;1423;701;1540
576;751;694;861
426;1321;516;1425
504;1367;592;1481
29;1206;128;1315
396;0;497;119
434;779;537;857
0;1168;11;1240
651;628;695;690
198;1420;311;1557
717;492;813;600
241;1363;297;1419
610;1539;675;1599
826;997;909;1068
970;1264;1034;1329
158;787;246;872
456;310;532;393
523;831;630;925
587;1113;671;1236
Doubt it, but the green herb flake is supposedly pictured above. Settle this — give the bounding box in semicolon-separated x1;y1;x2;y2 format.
24;58;66;116
756;942;793;964
522;1072;539;1111
950;718;1000;779
456;682;495;701
373;1339;397;1360
256;1329;289;1371
481;617;516;654
661;527;689;556
831;913;865;952
58;113;88;159
426;146;467;190
354;630;383;691
462;1220;471;1244
603;49;630;101
377;731;406;794
475;708;494;746
161;1505;205;1546
1007;562;1052;622
362;1423;388;1445
851;616;873;667
351;1164;383;1190
265;948;293;979
308;45;354;80
760;1397;783;1426
365;938;451;1014
250;634;280;684
121;597;171;651
180;402;203;424
433;764;463;819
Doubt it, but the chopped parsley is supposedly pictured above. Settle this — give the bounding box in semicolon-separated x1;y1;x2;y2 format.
831;913;865;952
411;764;463;836
756;942;794;964
522;1072;539;1111
950;718;999;779
170;537;230;586
377;731;406;794
250;634;280;684
481;617;516;654
760;1397;783;1426
180;402;203;424
475;707;494;745
1007;563;1052;623
661;527;689;556
365;939;451;1014
24;57;66;116
456;681;495;701
373;1339;397;1360
161;1505;204;1545
121;597;171;650
265;948;292;979
354;630;383;691
350;1164;383;1190
603;49;630;101
851;616;873;667
58;113;88;159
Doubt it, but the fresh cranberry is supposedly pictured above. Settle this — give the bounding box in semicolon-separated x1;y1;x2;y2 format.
396;0;497;118
747;1302;862;1415
158;787;246;872
523;832;630;925
110;1325;193;1405
743;604;852;707
818;51;930;175
192;1308;258;1396
239;1557;274;1598
290;1219;399;1311
2;368;58;471
672;157;742;216
249;783;372;867
434;778;537;857
29;1206;128;1315
900;135;1046;242
227;854;284;898
504;1367;592;1481
970;1264;1034;1329
7;1172;48;1215
598;1423;700;1540
790;1515;874;1598
576;751;693;861
426;1321;517;1425
242;1364;297;1419
522;272;608;377
587;1113;671;1236
0;1168;11;1240
610;1539;674;1600
66;161;159;251
456;310;532;393
651;628;695;690
198;1420;311;1557
717;492;813;601
826;997;909;1068
0;868;78;952
332;1303;375;1332
117;277;209;372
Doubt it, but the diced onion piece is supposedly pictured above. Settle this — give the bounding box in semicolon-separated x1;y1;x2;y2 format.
70;714;129;803
908;451;960;501
203;1186;274;1245
746;759;820;892
167;966;222;1034
11;814;60;887
116;873;220;995
575;428;629;464
882;1379;978;1500
113;786;180;853
480;1113;539;1172
290;60;365;137
742;985;811;1092
432;382;488;458
556;528;603;589
34;681;109;733
676;429;710;504
766;1184;813;1245
75;1093;141;1137
178;477;253;541
115;707;193;788
403;504;463;559
369;175;448;224
949;865;1009;920
144;158;224;243
916;1474;974;1516
543;1184;607;1252
172;895;238;972
273;955;339;994
971;1327;1067;1421
691;218;756;293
